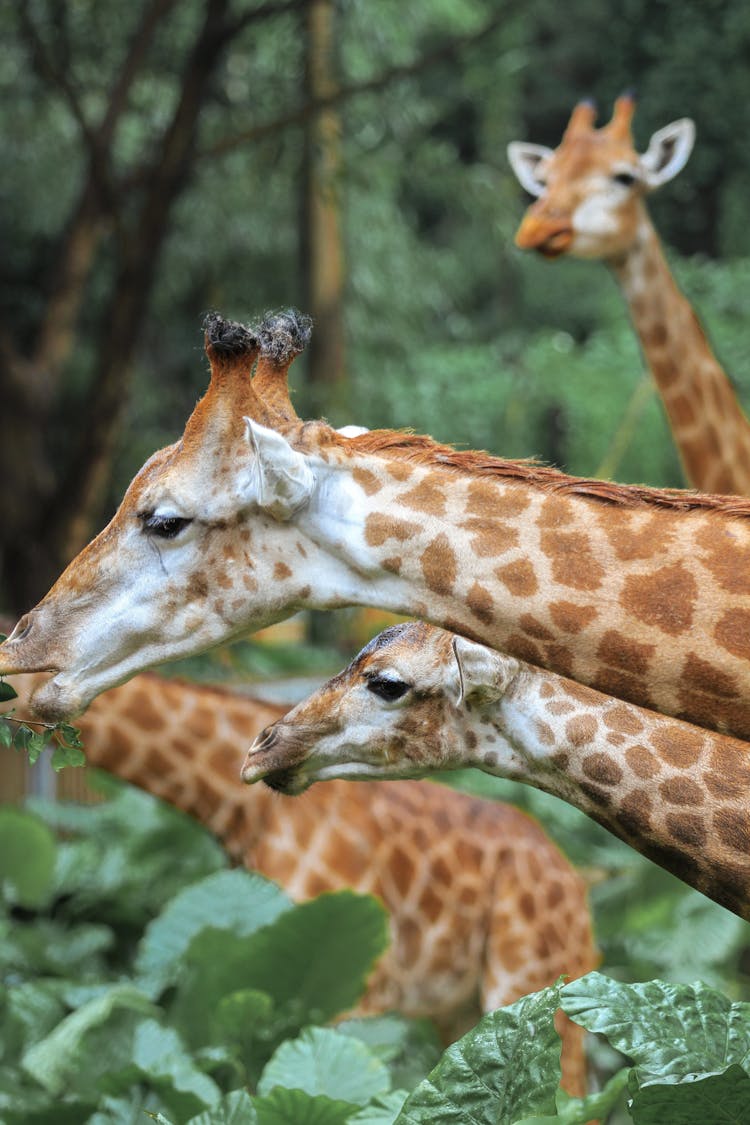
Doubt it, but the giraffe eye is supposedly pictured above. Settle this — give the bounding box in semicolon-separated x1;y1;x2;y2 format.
366;675;410;702
142;513;193;539
613;170;637;187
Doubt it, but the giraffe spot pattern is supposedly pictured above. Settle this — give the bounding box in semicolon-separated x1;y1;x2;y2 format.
462;518;519;557
467;582;494;625
398;479;447;516
659;777;705;806
420;534;457;597
620;562;698;636
541;530;605;592
549;600;598;633
714;609;750;662
352;467;383;495
695;526;750;595
665;812;707;848
651;725;704;769
365;513;421;547
496;559;538;597
274;561;292;580
625;744;659;779
597;629;655;676
581;753;623;786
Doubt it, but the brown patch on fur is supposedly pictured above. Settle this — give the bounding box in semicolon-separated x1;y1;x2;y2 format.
617;789;653;839
549;600;598;634
695;526;750;594
566;714;599;748
547;699;575;717
535;720;556;746
398;479;447;516
382;556;402;574
274;561;292;580
365;513;420;547
467;582;494;625
541;530;604;591
683;652;739;699
715;609;750;662
520;613;554;641
462;518;519;557
603;704;644;735
592;668;650;708
621;563;697;636
420;534;457;597
664;812;707;848
660;777;704;806
582;753;622;786
651;725;704;769
352;467;383;495
465;480;530;518
496;559;538;597
597;630;655;676
506;633;544;665
187;571;210;600
387;461;413;482
626;744;658;779
713;808;750;853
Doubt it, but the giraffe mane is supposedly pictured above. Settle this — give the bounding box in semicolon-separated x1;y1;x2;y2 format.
343;428;750;516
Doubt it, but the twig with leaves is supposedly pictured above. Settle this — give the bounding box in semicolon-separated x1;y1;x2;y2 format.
0;634;85;771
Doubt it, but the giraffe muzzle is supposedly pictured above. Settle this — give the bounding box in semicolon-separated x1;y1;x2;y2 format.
515;215;574;258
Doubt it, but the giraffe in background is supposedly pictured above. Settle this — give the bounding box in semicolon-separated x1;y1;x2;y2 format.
3;311;750;739
3;668;596;1092
509;96;750;496
243;621;750;922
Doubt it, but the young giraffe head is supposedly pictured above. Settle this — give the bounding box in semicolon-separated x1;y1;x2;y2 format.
508;95;694;261
241;621;518;794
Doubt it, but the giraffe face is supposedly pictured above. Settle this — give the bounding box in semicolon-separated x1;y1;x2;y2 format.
241;622;519;793
0;413;326;721
508;99;694;261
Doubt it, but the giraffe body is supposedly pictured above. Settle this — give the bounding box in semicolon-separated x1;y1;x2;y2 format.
509;96;750;495
4;669;595;1091
3;312;750;740
243;621;750;921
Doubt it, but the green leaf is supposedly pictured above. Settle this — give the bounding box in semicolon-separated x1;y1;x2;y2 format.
562;972;750;1084
631;1064;750;1123
252;1088;357;1125
336;1016;442;1092
515;1068;631;1124
187;1090;257;1124
0;807;56;908
349;1091;410;1124
50;742;86;771
21;984;156;1096
396;983;564;1124
13;724;32;750
26;731;48;764
258;1028;391;1106
130;1019;222;1120
0;720;13;746
56;722;84;749
136;870;291;989
173;891;388;1049
0;681;18;702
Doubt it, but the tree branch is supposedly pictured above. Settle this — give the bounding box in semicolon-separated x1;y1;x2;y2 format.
203;10;505;160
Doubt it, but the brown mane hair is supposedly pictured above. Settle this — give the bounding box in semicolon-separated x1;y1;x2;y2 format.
341;428;750;517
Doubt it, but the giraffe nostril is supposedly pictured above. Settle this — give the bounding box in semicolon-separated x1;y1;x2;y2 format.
8;613;33;643
252;725;278;754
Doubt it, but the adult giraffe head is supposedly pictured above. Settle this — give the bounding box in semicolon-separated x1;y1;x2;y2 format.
0;311;323;720
508;95;694;260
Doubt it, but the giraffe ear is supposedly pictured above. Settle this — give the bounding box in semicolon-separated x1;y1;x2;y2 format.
507;142;554;197
640;119;695;188
450;636;518;706
242;418;314;520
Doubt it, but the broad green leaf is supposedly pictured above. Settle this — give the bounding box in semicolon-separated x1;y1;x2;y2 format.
336;1015;442;1091
0;719;13;746
173;891;388;1047
252;1087;357;1125
396;983;563;1124
349;1091;410;1123
187;1089;257;1124
0;808;56;908
515;1067;630;1124
258;1027;391;1106
0;681;18;702
562;972;750;1083
50;743;86;770
21;984;156;1096
130;1019;222;1119
136;869;291;987
631;1064;750;1123
2;981;67;1061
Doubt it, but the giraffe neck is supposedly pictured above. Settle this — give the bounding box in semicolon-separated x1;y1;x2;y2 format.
464;663;750;918
309;450;750;739
611;215;750;495
76;675;283;860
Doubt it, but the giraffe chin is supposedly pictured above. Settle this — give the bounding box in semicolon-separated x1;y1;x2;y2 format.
30;676;89;724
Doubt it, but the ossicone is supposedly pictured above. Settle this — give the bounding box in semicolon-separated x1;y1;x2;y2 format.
256;309;313;366
203;312;259;360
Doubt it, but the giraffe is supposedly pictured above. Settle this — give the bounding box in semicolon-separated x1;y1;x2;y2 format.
3;670;596;1092
3;310;750;739
241;620;750;922
508;95;750;496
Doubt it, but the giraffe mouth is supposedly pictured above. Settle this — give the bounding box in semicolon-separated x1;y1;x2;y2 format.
262;766;311;796
536;230;573;258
